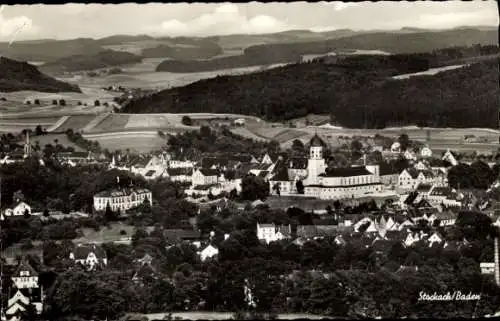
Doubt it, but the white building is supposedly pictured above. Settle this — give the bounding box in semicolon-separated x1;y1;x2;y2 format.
70;244;108;270
192;168;219;186
199;244;219;261
168;159;195;169
93;188;152;211
442;149;459;166
420;146;433;158
256;223;292;244
4;202;32;217
6;260;43;317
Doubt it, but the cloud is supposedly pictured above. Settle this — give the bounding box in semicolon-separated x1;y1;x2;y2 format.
0;6;38;42
321;1;361;11
418;10;499;28
150;3;290;36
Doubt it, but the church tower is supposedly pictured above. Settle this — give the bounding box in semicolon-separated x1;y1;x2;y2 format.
306;133;326;185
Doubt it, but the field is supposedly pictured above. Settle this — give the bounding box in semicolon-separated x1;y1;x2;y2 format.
82;132;167;153
90;114;131;132
230;126;269;142
273;129;309;143
125;114;176;129
52;115;97;132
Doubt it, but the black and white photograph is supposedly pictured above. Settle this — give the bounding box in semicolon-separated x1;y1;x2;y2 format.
0;1;499;320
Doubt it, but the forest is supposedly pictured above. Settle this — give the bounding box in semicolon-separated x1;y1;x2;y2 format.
124;52;499;128
40;50;143;72
155;28;498;72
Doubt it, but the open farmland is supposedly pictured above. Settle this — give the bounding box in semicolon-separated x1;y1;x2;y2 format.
90;114;130;132
273;129;309;143
52;115;97;132
0;116;60;133
230;126;269;142
83;131;166;152
125;114;175;129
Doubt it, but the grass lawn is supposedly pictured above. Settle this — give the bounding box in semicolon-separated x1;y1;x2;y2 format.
76;222;137;244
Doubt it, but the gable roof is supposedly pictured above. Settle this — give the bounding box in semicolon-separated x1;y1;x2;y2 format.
320;166;373;177
13;259;38;277
197;168;219;177
166;167;193;176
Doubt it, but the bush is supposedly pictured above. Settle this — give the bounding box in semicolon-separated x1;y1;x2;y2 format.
182;116;192;126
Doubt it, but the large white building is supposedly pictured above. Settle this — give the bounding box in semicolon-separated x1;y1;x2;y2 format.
93;187;152;211
270;134;383;200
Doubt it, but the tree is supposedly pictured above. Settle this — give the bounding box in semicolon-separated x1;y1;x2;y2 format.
43;209;50;217
52;99;58;105
94;100;101;107
34;99;40;105
398;134;410;151
295;180;304;194
35;125;44;136
182;116;193;126
59;99;66;106
241;175;269;201
105;202;115;221
291;139;305;154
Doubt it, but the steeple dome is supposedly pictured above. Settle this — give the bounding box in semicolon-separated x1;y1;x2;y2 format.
309;133;326;147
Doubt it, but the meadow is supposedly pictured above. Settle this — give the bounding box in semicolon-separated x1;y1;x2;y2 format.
82;131;167;153
52;115;98;132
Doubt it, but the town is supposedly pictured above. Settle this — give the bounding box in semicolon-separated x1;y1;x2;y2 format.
1;119;500;320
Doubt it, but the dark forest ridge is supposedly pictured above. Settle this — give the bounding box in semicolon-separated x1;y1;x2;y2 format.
0;57;81;93
122;47;499;129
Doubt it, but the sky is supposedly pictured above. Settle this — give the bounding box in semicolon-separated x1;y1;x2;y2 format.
0;1;498;41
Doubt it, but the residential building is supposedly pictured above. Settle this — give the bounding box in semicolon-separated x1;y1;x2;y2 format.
164;167;193;183
442;149;459;166
199;244;219;261
93;188;152;211
5;259;43;318
4;202;32;217
69;244;108;270
480;262;495;275
256;223;292;244
420;146;433;158
192;168;219;186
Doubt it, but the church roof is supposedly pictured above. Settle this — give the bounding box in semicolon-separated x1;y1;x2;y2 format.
309;134;326;147
319;166;373;177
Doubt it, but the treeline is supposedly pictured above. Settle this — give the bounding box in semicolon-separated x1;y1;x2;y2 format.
448;161;500;190
64;129;102;153
125;56;499;128
41;50;143;72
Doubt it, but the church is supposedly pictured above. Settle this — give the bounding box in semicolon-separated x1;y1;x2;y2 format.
269;134;383;200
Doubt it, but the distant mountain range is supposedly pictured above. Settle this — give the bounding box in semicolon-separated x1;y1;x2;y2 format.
0;57;81;92
40;50;143;72
0;26;496;68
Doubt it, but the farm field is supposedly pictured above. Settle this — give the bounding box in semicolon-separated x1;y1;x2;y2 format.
230;126;269;142
75;222;137;244
53;115;97;132
90;114;130;132
273;129;309;143
125;114;175;129
83;132;167;152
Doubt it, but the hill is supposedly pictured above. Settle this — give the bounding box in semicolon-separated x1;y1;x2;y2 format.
122;52;499;129
156;28;498;73
95;34;154;46
40;50;143;72
141;38;223;60
0;57;81;93
0;38;105;62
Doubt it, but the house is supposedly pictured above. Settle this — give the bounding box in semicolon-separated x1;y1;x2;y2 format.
199;244;219;261
427;186;461;207
480;262;495;275
6;259;43;317
390;142;401;153
427;232;444;247
256;223;292;244
442;149;459;166
69;244;108;270
269;165;296;196
163;229;207;248
164;167;193;183
233;118;246;126
4;202;32;217
420;146;433;158
168;159;195;169
403;150;417;161
404;232;421;247
398;168;436;190
93;187;152;212
192;168;219;186
435;211;457;227
261;153;281;165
